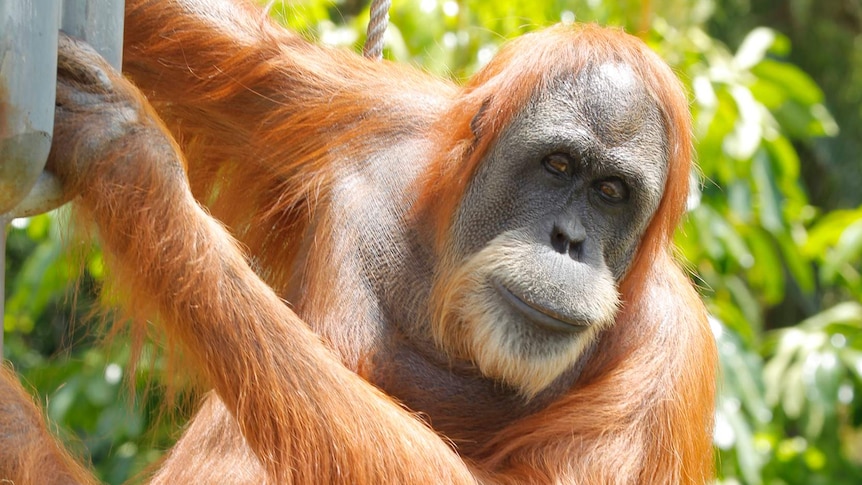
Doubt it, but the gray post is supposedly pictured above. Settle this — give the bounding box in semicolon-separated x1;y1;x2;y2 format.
0;1;61;359
0;0;125;357
0;2;62;216
61;0;125;70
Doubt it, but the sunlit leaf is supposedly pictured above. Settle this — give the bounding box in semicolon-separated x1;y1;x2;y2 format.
727;275;764;329
781;358;806;419
774;233;815;294
722;396;766;484
727;180;754;224
764;136;800;182
799;302;862;331
751;149;784;234
833;220;862;269
765;328;804;405
718;324;771;421
734;27;775;71
752;59;823;106
724;86;763;160
805;209;862;255
746;228;784;303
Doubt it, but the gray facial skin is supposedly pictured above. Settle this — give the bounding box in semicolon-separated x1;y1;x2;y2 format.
451;62;668;334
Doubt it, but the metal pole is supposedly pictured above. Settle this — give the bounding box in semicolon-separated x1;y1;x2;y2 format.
61;0;125;70
0;1;62;358
0;2;61;216
0;0;125;358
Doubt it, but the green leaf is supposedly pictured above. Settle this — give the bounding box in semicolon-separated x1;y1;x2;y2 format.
805;209;862;255
833;219;862;269
723;85;763;160
752;59;823;106
722;397;766;484
734;27;776;71
764;136;800;182
747;229;785;303
799;302;862;331
781;358;806;419
765;328;803;405
718;325;770;421
751;149;784;234
775;232;815;294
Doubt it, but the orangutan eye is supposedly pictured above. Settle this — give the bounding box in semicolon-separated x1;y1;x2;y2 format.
594;177;629;203
542;153;574;178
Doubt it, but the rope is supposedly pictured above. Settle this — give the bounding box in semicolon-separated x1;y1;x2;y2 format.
363;0;390;60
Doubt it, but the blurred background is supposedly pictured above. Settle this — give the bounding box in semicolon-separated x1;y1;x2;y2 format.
3;0;861;483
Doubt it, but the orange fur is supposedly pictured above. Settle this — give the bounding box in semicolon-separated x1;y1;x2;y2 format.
0;366;97;485
0;1;716;483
